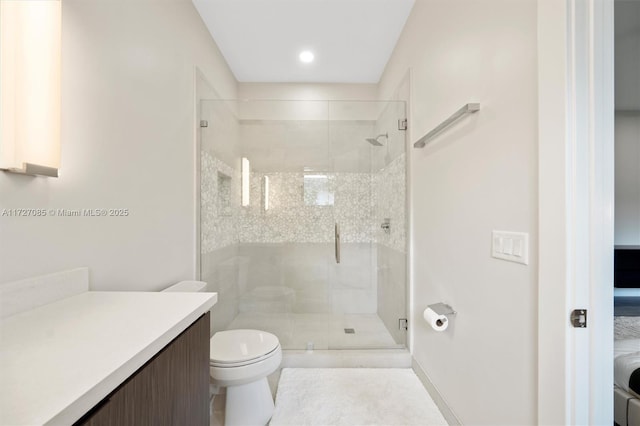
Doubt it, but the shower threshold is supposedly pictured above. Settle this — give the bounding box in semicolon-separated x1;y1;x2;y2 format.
228;312;403;350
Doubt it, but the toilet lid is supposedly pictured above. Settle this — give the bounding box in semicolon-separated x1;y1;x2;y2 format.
210;329;280;364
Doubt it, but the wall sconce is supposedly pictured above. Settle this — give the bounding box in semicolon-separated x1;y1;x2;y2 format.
263;176;269;211
241;157;250;206
0;0;61;177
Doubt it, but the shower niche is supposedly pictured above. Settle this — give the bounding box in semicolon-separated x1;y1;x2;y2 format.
198;99;408;351
217;172;233;216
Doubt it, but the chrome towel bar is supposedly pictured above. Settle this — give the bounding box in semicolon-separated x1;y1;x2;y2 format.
413;103;480;148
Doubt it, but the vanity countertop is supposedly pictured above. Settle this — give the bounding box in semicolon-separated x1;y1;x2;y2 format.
0;291;217;425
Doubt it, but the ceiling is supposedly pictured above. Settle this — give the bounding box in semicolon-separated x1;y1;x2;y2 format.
192;0;415;83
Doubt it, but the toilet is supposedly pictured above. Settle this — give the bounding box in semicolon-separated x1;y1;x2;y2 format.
162;281;282;426
210;329;282;426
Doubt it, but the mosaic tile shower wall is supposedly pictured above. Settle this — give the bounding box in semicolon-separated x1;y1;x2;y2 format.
373;153;406;253
239;172;373;244
201;151;239;253
201;144;406;251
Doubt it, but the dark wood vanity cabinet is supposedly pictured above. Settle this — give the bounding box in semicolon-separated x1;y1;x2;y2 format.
75;313;210;426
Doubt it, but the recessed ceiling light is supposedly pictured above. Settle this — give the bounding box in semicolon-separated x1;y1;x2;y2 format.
299;50;314;63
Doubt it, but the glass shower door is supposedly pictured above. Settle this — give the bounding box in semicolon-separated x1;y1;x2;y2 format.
327;100;407;349
369;100;408;349
200;99;334;350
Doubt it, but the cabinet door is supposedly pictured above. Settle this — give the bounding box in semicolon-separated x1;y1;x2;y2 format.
78;313;210;426
79;366;154;426
149;312;210;425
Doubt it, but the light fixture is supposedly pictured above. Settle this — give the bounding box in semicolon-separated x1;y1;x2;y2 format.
0;0;61;177
263;176;269;211
299;50;315;63
241;157;250;206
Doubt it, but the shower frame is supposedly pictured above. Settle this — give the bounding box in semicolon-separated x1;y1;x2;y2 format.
196;98;409;352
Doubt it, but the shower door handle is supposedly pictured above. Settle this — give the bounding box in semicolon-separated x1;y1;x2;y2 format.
334;222;341;264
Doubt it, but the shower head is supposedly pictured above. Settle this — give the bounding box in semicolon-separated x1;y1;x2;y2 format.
365;133;388;146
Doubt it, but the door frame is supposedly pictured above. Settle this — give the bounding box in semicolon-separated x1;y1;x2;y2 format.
537;0;614;424
193;67;224;281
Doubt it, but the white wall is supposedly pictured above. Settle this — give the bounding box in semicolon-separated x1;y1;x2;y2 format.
0;0;237;290
614;0;640;245
378;0;538;424
615;114;640;245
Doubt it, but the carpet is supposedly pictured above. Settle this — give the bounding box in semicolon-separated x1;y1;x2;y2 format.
270;368;448;426
615;316;640;340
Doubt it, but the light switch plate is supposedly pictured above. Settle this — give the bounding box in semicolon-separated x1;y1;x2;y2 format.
492;230;529;265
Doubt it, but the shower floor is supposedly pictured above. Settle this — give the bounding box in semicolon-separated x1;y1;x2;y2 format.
227;312;400;350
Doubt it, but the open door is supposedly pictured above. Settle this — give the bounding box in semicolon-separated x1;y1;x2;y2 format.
537;0;614;424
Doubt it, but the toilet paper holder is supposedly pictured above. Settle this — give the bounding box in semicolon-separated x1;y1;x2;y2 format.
427;303;456;316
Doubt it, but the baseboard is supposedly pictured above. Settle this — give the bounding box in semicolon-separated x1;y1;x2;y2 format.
412;357;462;426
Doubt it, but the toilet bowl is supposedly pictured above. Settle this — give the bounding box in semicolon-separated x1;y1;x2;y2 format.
210;329;282;426
162;282;282;426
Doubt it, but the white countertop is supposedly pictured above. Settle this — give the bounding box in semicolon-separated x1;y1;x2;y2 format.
0;291;217;425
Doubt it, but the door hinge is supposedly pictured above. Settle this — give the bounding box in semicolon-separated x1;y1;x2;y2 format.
200;120;209;128
570;309;587;328
399;318;408;331
398;119;407;131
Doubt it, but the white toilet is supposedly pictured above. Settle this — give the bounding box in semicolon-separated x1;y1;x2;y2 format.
162;281;282;426
210;329;282;426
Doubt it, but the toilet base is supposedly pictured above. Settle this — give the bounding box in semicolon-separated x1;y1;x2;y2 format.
224;377;274;426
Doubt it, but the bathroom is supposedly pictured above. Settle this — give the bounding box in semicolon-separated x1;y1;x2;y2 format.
0;0;623;425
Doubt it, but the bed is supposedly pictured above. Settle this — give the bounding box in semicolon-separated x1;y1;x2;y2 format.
614;247;640;426
615;336;640;426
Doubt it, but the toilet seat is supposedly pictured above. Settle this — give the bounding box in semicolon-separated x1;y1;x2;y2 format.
209;329;279;364
209;329;282;388
210;344;280;368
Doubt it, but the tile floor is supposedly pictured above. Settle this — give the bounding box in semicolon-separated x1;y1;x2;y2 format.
210;313;405;425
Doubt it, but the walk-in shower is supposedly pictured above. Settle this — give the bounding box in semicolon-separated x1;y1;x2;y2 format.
198;99;407;351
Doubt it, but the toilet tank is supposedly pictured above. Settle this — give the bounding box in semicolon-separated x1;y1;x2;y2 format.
162;280;207;293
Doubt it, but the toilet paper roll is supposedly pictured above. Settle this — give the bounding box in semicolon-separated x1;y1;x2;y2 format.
423;307;448;331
